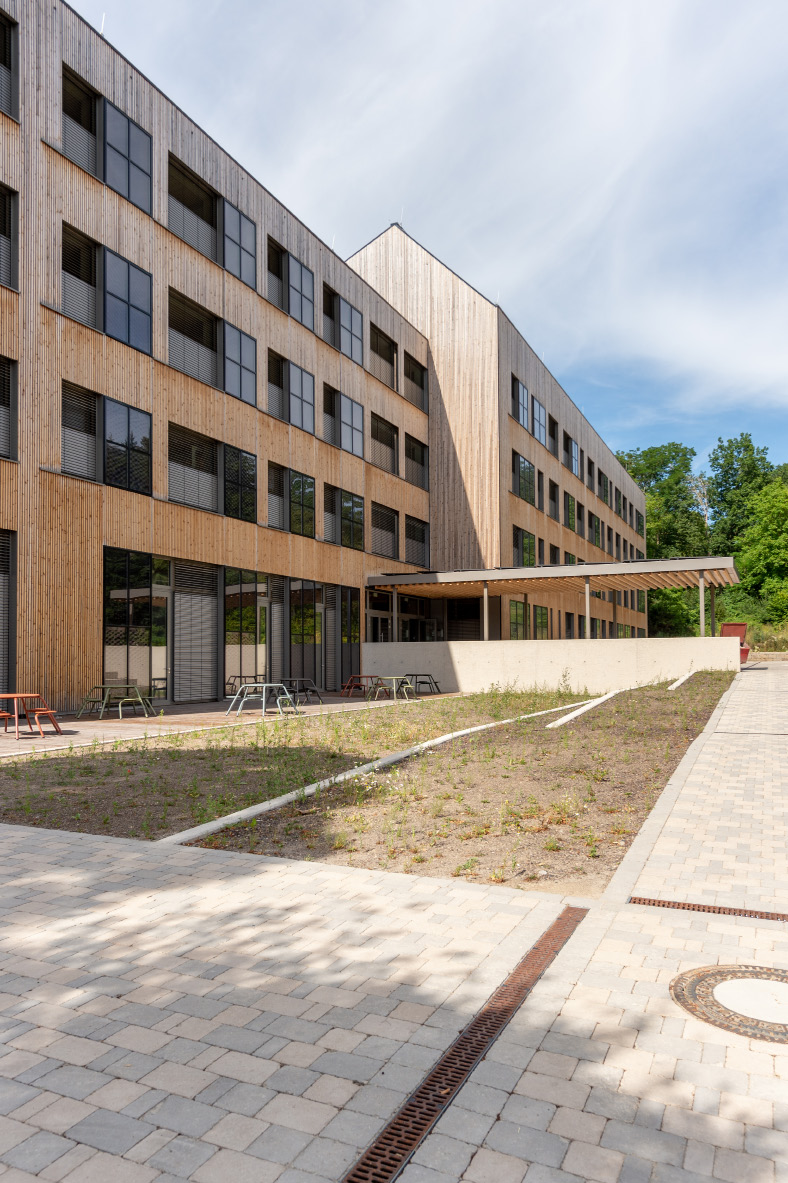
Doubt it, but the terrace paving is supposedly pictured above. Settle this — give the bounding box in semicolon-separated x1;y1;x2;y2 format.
0;665;785;1181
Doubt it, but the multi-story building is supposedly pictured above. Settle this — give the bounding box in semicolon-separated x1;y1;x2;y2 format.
0;0;645;710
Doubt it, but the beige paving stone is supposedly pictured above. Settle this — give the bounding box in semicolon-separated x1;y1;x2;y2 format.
256;1094;338;1134
203;1112;270;1150
191;1147;283;1182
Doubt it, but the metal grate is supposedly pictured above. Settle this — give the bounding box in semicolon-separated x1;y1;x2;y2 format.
629;897;788;923
343;906;587;1183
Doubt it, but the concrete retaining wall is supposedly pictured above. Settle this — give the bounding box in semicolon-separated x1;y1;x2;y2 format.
361;637;740;695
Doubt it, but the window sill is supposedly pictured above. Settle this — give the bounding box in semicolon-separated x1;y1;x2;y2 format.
0;455;18;465
39;465;100;485
42;137;101;184
168;498;223;517
0;280;19;294
0;107;20;126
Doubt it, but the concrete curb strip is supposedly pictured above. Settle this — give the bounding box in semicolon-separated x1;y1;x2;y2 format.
544;689;621;728
667;671;694;691
157;699;593;847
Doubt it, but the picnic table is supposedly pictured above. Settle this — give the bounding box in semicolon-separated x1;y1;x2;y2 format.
401;673;442;695
340;674;380;698
0;692;62;740
282;677;324;704
340;674;416;701
224;681;297;717
76;684;155;720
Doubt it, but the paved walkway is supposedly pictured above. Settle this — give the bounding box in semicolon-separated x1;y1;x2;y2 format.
0;668;785;1182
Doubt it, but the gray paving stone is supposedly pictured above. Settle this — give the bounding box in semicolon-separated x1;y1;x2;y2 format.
1;1130;76;1172
203;1025;271;1053
14;1057;64;1084
321;1108;385;1148
485;1120;567;1167
601;1119;686;1166
147;1095;224;1137
454;1082;509;1117
213;1081;276;1115
499;1094;556;1130
293;1134;357;1176
469;1060;522;1092
413;1131;474;1174
247;1122;313;1163
266;1066;320;1096
149;1133;217;1177
157;1038;213;1065
585;1086;638;1122
33;1065;112;1100
0;1078;40;1115
434;1104;495;1145
65;1109;154;1153
310;1051;383;1083
121;1087;168;1117
99;1051;164;1081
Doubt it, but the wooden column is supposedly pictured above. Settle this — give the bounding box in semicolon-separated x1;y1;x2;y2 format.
483;582;489;640
710;586;716;637
612;591;617;638
392;588;398;642
699;571;706;637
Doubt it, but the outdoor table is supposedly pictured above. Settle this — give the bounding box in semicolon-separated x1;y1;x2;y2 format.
0;692;46;740
282;677;324;704
402;673;442;695
76;684;155;720
370;675;416;701
341;674;380;698
225;674;259;696
224;681;296;717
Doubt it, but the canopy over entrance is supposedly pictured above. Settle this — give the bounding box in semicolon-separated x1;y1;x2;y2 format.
367;557;739;640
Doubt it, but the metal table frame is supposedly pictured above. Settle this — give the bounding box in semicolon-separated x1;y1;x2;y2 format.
225;681;297;717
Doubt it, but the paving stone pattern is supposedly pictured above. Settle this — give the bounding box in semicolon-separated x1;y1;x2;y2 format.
0;668;786;1181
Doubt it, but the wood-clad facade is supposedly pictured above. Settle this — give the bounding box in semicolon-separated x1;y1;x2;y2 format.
348;225;647;641
0;1;646;709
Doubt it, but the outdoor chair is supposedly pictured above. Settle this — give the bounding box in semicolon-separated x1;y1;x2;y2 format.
720;622;750;664
0;711;12;733
30;706;62;737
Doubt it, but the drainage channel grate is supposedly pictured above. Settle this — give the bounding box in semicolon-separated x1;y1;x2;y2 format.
342;905;587;1183
629;897;788;923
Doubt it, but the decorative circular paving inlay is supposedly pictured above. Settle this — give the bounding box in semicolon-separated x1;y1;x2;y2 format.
670;965;788;1043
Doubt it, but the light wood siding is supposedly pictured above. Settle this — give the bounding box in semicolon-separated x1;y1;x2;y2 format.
3;0;431;708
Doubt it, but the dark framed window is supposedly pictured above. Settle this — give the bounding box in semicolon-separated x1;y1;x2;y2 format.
370;413;398;474
340;297;363;363
267;351;286;420
576;503;585;538
511;376;527;426
512;451;535;504
341;491;364;551
405;435;428;489
289;364;315;434
288;256;314;330
224;445;256;523
403;353;428;411
105;101;152;215
510;601;528;639
371;502;399;559
289;470;315;538
534;605;549;640
267;239;287;309
615;487;622;516
370;323;397;390
0;355;13;459
105;249;152;354
341;394;364;456
513;525;536;567
587;457;595;489
0;184;16;288
224;323;256;405
105;397;152;494
532;397;546;446
169;157;218;260
405;516;429;566
62;382;98;480
0;13;18;120
224;201;256;289
563;492;576;531
636;510;645;537
563;432;579;476
548;480;559;520
598;469;610;505
565;552;576;564
549;545;560;565
168;423;218;511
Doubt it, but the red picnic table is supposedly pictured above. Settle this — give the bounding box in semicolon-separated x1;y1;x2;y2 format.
0;693;62;740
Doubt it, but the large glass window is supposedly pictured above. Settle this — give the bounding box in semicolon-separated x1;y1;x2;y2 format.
513;525;536;567
223;200;256;289
532;397;546;446
511;376;527;426
340;297;363;363
636;510;645;536
341;492;364;551
224;446;256;523
289;470;315;537
341;394;364;456
533;605;549;639
564;492;576;531
224;323;256;405
289;364;315;433
103;547;169;697
105;398;152;493
288;256;314;330
105;249;152;354
510;601;528;639
104;101;152;215
512;451;535;504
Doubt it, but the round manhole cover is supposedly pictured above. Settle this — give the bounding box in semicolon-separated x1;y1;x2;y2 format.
670;965;788;1043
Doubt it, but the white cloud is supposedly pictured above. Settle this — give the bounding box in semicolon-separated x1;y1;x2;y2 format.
71;0;788;428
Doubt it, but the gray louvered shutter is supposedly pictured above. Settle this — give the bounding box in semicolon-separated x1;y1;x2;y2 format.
268;575;285;682
61;384;97;479
169;424;218;511
324;485;339;544
268;463;285;529
62;112;98;176
405;517;428;566
324;584;338;692
173;561;218;701
371;415;398;473
0;530;10;692
371;503;398;559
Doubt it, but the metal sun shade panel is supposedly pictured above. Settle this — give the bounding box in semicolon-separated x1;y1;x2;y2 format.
61;383;97;479
62;111;98;175
0;357;10;457
173;561;218;702
0;530;8;693
371;503;398;559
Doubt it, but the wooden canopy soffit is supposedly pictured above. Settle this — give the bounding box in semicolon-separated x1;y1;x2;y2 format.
367;558;739;599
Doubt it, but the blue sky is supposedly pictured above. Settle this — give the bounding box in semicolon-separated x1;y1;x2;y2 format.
69;0;788;471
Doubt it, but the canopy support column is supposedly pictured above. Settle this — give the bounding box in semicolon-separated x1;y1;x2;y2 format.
392;588;398;643
710;586;716;637
483;582;489;640
699;571;706;637
585;576;591;639
612;591;617;638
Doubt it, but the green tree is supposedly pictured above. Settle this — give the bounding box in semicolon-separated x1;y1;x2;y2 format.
736;480;788;594
708;433;772;554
